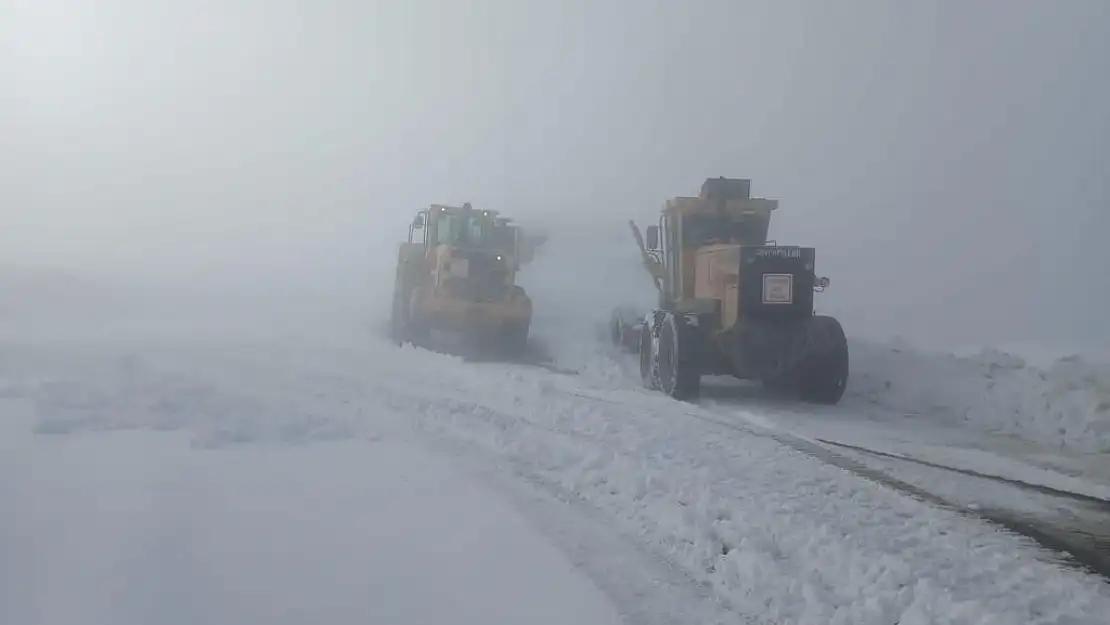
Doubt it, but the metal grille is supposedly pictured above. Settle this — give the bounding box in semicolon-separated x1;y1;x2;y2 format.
738;246;816;319
446;252;509;302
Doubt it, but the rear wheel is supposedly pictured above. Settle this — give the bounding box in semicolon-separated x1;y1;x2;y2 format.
403;290;431;347
657;312;702;400
795;315;849;404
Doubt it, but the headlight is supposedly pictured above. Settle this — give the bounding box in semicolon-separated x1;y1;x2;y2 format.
761;273;794;304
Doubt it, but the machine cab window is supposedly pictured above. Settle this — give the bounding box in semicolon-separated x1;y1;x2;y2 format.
433;209;498;249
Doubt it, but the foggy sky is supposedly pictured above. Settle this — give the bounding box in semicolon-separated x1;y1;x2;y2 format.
1;0;1108;349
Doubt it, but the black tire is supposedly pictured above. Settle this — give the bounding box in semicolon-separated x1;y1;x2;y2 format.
499;322;529;357
796;315;849;405
389;273;412;344
402;290;431;347
389;289;406;344
407;318;430;347
656;312;702;400
639;319;658;390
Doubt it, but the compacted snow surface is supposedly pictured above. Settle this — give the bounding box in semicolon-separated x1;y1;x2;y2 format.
0;395;624;625
2;327;1110;625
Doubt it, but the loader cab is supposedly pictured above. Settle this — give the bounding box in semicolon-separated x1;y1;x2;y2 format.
409;203;504;252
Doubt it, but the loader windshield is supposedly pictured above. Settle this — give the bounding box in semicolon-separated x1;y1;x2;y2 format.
435;212;499;249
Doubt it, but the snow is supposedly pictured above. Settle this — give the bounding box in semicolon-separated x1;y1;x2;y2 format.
7;334;1110;625
399;364;1110;625
0;396;625;625
843;339;1110;454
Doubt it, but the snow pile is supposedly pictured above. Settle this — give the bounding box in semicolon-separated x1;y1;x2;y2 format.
847;339;1110;454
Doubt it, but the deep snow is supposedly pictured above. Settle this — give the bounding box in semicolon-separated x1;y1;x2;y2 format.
843;340;1110;455
6;332;1110;625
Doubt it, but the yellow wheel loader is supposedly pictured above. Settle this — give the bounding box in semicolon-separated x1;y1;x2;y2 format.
611;177;848;404
391;203;535;356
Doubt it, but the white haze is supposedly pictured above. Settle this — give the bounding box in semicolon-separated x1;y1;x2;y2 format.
1;0;1108;350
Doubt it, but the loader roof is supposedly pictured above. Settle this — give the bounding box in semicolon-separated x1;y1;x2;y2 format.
429;203;500;219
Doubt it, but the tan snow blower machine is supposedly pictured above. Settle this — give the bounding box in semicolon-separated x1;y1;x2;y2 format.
610;177;848;404
391;202;541;358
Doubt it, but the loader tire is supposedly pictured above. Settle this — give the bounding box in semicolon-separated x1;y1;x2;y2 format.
390;285;415;345
657;312;702;400
795;315;849;405
498;322;529;358
389;290;405;344
403;290;431;347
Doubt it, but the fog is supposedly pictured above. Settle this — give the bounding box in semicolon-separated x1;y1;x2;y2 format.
2;0;1108;350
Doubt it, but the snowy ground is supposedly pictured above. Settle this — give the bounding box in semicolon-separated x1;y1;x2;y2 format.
1;397;629;625
4;322;1110;625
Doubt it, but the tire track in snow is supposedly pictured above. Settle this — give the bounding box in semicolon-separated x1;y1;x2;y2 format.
406;418;752;625
381;372;1110;623
568;386;1110;579
814;438;1110;508
813;439;1110;579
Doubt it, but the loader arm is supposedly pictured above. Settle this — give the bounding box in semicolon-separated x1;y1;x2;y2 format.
629;220;664;293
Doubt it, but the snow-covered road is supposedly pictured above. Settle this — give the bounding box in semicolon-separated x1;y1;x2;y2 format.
3;330;1110;625
1;400;628;625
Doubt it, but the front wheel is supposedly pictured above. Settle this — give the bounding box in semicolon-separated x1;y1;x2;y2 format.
656;312;702;400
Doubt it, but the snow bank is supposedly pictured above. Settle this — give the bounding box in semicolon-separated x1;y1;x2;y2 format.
847;339;1110;454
